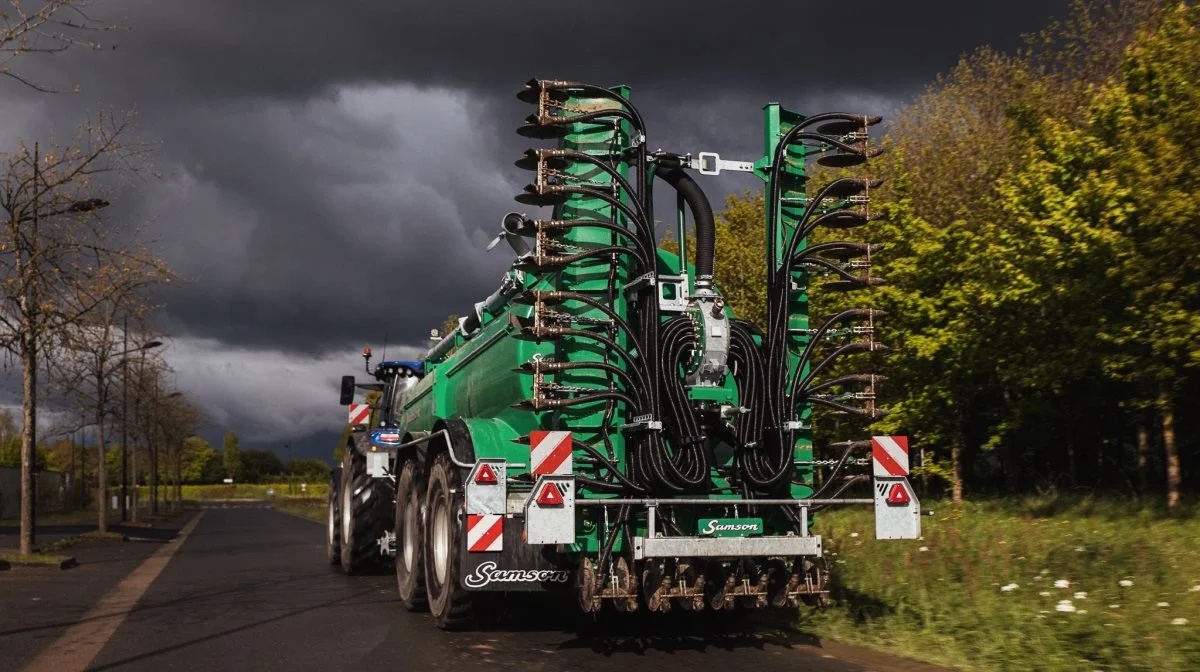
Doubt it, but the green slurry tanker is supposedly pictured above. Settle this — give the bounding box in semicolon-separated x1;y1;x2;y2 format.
325;78;924;630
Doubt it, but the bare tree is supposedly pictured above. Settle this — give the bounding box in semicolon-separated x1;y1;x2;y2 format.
0;110;164;552
1;0;118;92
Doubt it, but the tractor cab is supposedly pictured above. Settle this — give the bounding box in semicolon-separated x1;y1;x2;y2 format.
338;347;425;428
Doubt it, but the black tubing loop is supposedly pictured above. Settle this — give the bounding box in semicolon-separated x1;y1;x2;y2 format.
656;166;716;289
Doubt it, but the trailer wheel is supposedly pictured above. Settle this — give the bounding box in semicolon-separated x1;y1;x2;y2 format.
395;458;427;610
325;467;342;565
339;449;392;574
423;452;476;630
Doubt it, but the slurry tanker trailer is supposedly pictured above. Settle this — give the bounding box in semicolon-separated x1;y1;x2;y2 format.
325;79;923;630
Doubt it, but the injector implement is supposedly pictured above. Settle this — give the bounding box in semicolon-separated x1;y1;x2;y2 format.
326;79;924;630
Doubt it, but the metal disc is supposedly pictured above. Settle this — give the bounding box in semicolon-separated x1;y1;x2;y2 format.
516;123;568;139
820;211;870;229
817;151;867;168
514;190;567;206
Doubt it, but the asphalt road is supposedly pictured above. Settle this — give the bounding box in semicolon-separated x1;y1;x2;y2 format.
3;507;949;672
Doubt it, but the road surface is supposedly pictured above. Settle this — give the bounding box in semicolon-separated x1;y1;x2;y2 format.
1;506;949;672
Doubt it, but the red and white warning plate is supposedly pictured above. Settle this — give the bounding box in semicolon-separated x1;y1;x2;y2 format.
467;514;503;553
348;403;371;425
871;435;909;478
530;431;572;476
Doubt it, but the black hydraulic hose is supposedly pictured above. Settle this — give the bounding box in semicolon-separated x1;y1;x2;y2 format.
537;390;640;411
790;341;883;406
537;219;653;269
656;166;716;290
537;360;646;407
534;327;653;395
808;396;880;417
800;373;880;398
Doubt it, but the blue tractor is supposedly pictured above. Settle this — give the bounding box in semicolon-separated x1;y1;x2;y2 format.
326;347;424;575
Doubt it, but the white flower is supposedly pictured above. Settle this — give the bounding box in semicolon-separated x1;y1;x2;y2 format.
999;540;1007;545
1078;609;1088;614
1074;592;1088;600
918;546;929;552
1119;579;1133;588
1172;618;1188;626
1040;569;1050;575
1034;576;1043;581
1056;601;1077;613
1040;591;1052;596
1190;585;1200;592
1055;579;1070;588
850;532;859;538
1109;604;1120;609
1017;556;1026;560
1157;602;1170;608
1001;583;1019;592
1074;546;1085;552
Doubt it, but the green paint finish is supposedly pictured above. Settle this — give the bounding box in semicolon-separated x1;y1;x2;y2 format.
698;517;764;537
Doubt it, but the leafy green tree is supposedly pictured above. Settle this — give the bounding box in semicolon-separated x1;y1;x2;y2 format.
240;449;284;483
221;431;242;481
180;437;217;483
1000;1;1200;508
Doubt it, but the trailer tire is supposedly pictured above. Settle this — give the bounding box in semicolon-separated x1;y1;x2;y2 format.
394;458;427;610
339;449;392;575
423;452;476;630
325;467;342;566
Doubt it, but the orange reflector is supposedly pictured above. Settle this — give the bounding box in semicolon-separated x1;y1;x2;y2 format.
535;482;564;507
886;483;910;505
474;463;498;485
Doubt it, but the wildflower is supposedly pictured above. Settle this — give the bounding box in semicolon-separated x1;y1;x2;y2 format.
1034;576;1043;581
1017;556;1026;560
1040;569;1050;575
999;540;1007;545
1056;601;1077;613
1074;592;1088;600
1078;610;1088;614
1055;579;1070;588
1074;546;1085;552
850;532;859;538
1157;602;1170;608
1172;618;1188;626
1190;585;1200;592
1108;604;1120;609
918;546;928;552
1001;583;1019;592
1119;579;1133;588
1039;591;1051;597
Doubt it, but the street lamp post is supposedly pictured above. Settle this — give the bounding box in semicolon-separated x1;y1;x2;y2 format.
118;331;162;522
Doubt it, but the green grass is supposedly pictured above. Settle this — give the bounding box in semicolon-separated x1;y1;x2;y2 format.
0;551;73;566
0;508;111;526
140;483;329;501
804;497;1200;671
271;497;326;523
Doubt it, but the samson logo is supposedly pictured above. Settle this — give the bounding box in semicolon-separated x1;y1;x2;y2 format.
699;518;764;537
463;561;572;589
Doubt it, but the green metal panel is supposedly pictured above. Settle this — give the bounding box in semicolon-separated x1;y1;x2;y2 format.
756;103;815;499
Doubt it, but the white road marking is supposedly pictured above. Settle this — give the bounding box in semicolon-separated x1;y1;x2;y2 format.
21;511;205;672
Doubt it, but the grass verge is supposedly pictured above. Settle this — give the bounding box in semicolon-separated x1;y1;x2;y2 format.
271;497;325;523
0;551;76;569
803;496;1200;671
142;483;329;501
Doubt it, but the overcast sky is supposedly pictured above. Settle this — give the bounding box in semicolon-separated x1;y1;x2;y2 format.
0;0;1074;461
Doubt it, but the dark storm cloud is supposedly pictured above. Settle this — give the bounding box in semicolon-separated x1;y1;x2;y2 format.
12;0;1071;354
1;0;1073;448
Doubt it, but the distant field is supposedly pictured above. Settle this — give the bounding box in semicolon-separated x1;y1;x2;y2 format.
137;483;329;501
805;497;1200;672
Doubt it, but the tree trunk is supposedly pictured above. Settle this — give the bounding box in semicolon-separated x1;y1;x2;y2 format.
1161;390;1180;511
97;402;107;534
130;439;137;522
1137;422;1151;495
19;327;37;556
952;438;964;505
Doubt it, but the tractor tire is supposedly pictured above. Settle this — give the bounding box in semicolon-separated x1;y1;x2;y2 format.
394;458;427;611
423;452;477;630
339;449;393;575
325;468;342;565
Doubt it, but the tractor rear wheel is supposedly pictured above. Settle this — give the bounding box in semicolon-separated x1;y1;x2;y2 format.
395;458;427;610
339;449;392;574
423;452;476;630
325;467;342;565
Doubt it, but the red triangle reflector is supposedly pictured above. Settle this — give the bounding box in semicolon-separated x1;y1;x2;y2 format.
474;464;498;485
536;482;564;507
886;483;910;505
